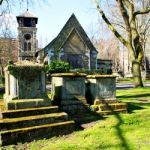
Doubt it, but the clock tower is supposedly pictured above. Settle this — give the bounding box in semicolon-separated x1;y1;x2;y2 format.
16;10;38;60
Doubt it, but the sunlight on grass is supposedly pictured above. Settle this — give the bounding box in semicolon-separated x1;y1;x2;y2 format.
3;87;150;150
117;87;150;102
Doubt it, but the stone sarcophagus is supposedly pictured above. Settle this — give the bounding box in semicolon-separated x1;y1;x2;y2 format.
51;73;88;114
4;61;47;109
86;75;117;105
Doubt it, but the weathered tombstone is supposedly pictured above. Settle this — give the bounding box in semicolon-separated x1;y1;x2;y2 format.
0;61;75;146
86;75;117;104
51;73;88;114
86;75;127;114
3;60;49;109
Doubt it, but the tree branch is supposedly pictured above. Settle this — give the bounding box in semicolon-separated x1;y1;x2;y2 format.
92;0;136;58
92;0;128;45
0;0;3;5
111;22;126;30
116;0;130;28
134;7;150;16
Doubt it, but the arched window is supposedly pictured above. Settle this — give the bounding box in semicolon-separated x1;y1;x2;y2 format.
28;42;31;51
24;42;27;51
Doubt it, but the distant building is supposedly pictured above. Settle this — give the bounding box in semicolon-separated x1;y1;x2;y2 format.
145;37;150;78
43;14;98;70
97;59;112;69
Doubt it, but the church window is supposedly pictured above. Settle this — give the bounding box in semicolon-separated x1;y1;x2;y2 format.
24;42;27;51
24;34;31;40
28;42;31;51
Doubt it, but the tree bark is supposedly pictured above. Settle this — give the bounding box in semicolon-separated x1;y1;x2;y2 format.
132;60;144;87
92;0;150;87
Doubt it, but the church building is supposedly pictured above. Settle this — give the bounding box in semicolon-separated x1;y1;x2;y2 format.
43;14;98;70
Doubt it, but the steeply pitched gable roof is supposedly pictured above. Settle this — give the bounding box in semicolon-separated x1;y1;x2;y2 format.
44;14;97;53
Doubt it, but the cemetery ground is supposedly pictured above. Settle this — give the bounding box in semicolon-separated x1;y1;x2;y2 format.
0;87;150;150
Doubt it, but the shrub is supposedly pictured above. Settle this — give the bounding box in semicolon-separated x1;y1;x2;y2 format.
46;60;70;74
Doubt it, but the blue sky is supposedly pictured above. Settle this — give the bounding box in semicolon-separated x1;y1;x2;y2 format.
1;0;111;47
12;0;100;47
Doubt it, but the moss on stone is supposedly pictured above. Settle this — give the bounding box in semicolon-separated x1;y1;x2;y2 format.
51;72;86;77
86;75;116;78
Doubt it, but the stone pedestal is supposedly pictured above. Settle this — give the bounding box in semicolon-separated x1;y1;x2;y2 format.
3;61;48;109
86;75;127;114
51;73;88;114
86;75;117;105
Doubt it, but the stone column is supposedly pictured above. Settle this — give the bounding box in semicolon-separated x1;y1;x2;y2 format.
5;71;9;97
9;74;17;99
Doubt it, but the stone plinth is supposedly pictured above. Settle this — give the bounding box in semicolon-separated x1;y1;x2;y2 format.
51;73;88;114
86;75;127;114
86;75;116;105
4;61;47;109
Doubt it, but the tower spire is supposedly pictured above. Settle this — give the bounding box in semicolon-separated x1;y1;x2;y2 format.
27;0;29;11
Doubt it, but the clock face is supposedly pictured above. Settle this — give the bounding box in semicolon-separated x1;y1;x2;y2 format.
24;34;31;40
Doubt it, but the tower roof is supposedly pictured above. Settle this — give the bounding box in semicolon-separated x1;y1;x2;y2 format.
17;10;37;18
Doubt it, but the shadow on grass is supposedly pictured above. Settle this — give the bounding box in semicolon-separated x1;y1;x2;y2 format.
69;109;105;130
114;112;131;150
103;100;150;149
117;93;150;99
102;101;131;150
127;103;144;113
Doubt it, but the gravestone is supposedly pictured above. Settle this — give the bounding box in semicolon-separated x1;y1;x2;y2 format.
3;60;48;109
51;73;88;114
86;75;127;114
0;61;75;146
86;75;117;105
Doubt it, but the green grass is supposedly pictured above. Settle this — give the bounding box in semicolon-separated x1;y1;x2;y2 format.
117;78;150;84
3;87;150;150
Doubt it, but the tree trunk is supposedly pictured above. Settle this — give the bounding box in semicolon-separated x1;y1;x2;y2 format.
132;60;144;87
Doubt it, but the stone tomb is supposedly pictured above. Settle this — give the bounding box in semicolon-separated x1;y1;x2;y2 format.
86;75;116;104
51;73;88;114
4;61;48;109
0;61;75;146
86;75;127;114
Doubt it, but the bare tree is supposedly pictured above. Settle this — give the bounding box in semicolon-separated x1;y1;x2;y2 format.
92;0;150;87
95;36;121;72
0;9;18;76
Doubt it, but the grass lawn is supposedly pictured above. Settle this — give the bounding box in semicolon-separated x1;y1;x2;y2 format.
3;87;150;150
117;78;150;84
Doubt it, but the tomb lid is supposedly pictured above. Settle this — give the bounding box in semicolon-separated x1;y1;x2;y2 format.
86;75;116;78
13;60;43;67
4;60;44;72
51;72;86;77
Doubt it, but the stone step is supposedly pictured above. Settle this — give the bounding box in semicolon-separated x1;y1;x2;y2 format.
91;103;127;111
0;106;59;119
0;120;75;146
61;103;90;115
0;112;68;131
98;103;127;111
97;108;127;115
7;99;51;110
